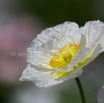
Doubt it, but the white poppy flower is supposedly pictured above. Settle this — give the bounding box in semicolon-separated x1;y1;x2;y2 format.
97;86;104;103
20;20;104;87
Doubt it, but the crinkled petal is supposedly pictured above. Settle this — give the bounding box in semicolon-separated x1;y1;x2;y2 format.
75;47;91;65
81;43;102;67
19;64;51;82
99;34;104;52
62;67;83;81
80;34;86;47
20;64;63;87
81;20;104;49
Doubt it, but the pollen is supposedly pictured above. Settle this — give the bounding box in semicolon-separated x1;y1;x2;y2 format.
49;43;81;69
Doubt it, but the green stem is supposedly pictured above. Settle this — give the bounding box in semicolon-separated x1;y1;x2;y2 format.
75;77;86;103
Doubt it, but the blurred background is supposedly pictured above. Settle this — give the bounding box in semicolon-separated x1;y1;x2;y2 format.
0;0;104;103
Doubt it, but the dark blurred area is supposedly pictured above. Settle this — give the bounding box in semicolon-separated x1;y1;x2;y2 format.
0;0;104;103
18;0;104;26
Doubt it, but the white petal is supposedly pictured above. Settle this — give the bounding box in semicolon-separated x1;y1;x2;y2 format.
19;64;50;82
80;34;86;47
81;20;104;48
99;34;104;52
83;43;102;67
76;43;102;68
20;64;63;87
62;67;83;81
75;47;91;64
91;43;102;57
97;86;104;103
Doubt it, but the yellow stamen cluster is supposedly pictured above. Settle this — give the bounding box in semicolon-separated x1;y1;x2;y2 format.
49;43;81;69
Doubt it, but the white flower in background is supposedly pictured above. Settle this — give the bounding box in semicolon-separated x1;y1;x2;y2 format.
20;20;104;87
97;86;104;103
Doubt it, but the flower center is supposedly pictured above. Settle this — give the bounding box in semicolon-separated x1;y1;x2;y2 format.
49;43;81;69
